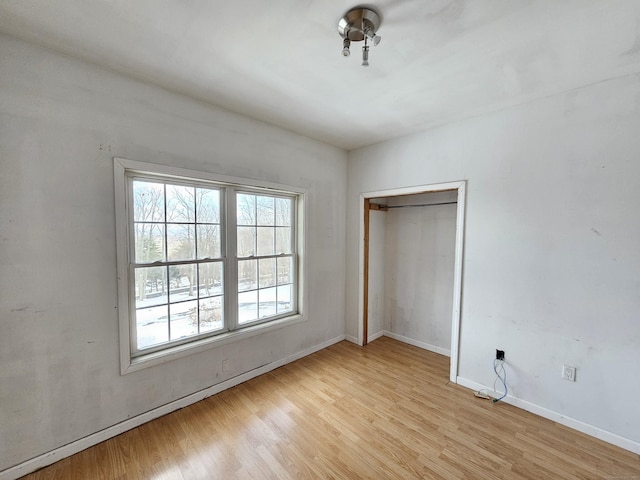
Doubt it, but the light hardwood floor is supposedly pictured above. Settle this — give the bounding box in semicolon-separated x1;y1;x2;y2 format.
22;337;640;479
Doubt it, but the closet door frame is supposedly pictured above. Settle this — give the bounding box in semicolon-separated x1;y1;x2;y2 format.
359;181;466;383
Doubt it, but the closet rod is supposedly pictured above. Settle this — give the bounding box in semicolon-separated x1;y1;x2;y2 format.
386;201;457;209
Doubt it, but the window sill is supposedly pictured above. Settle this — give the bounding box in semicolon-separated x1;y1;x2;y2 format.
122;313;305;374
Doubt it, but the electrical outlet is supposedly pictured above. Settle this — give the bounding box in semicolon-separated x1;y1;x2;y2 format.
222;359;230;372
496;349;505;361
562;364;576;382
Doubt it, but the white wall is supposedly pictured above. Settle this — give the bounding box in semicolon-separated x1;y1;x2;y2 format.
383;193;456;354
0;35;347;472
367;210;385;342
346;73;640;449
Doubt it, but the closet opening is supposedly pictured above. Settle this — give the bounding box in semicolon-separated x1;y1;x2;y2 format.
359;181;466;383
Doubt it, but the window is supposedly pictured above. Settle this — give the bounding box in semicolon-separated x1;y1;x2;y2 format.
114;158;304;372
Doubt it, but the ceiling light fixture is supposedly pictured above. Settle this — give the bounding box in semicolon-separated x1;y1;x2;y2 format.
338;7;382;67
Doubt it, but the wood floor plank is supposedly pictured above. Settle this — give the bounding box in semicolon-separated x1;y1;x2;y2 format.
21;337;640;479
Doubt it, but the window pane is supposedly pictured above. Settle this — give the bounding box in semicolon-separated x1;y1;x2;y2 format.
259;258;276;288
167;185;195;222
196;188;220;224
238;259;257;292
277;257;292;285
170;300;198;340
257;196;275;226
134;223;165;263
259;287;277;318
197;224;220;259
277;285;293;314
237;193;255;225
135;266;167;308
136;304;168;350
275;227;291;254
277;284;293;314
275;198;292;226
167;224;195;261
200;297;223;333
237;226;255;257
238;290;258;324
133;181;164;222
257;227;274;256
169;264;196;303
198;262;223;298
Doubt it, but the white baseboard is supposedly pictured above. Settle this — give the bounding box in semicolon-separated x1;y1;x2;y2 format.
0;335;346;480
456;376;640;455
383;331;451;357
344;334;360;345
367;330;384;343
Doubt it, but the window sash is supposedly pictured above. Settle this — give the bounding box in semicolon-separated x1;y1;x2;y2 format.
236;254;297;328
233;189;297;328
129;258;228;356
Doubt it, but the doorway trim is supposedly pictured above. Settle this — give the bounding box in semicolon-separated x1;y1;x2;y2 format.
358;180;466;383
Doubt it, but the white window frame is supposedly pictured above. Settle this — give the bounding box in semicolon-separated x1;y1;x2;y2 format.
114;158;306;374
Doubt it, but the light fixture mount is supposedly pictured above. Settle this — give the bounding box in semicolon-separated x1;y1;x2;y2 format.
338;7;382;66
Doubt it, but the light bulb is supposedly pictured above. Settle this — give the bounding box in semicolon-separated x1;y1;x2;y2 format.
362;45;369;67
342;38;351;57
364;28;381;46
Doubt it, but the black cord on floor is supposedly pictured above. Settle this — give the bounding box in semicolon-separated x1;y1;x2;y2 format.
492;358;508;402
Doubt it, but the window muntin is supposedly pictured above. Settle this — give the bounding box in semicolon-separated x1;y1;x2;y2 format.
123;172;300;360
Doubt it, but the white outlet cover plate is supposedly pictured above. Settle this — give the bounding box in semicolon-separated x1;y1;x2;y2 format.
562;364;576;381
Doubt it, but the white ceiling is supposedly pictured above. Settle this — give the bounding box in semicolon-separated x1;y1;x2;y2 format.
1;1;639;150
